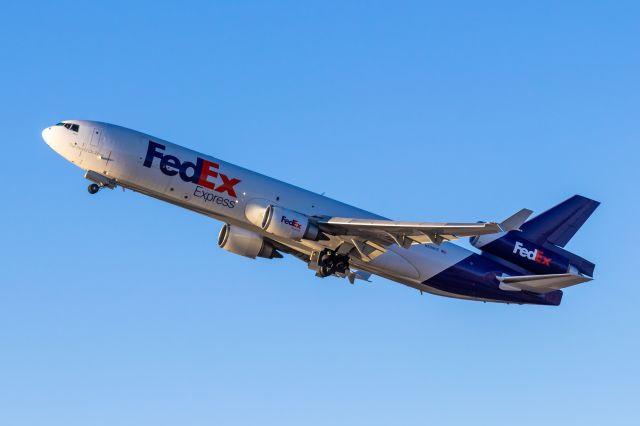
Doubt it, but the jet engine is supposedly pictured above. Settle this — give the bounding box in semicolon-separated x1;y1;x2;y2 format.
262;205;320;240
217;224;281;259
471;232;593;276
245;201;320;241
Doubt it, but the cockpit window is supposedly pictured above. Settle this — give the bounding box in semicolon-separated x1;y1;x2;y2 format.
55;122;79;132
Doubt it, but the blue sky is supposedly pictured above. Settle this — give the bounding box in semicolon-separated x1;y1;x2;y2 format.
1;1;638;424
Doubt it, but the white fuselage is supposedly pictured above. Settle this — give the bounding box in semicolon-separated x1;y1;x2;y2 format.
43;120;478;299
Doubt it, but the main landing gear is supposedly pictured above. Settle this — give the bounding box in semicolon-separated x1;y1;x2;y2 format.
314;250;349;278
308;249;371;284
87;183;101;194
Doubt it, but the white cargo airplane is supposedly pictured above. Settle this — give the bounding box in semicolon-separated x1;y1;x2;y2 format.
43;121;598;305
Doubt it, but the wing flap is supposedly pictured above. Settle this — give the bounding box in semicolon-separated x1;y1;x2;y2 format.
318;218;502;247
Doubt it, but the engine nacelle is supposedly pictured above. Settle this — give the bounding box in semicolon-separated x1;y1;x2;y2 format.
261;205;319;241
217;224;279;259
245;200;320;241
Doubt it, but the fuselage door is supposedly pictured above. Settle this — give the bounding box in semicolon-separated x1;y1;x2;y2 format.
90;127;102;147
78;127;103;164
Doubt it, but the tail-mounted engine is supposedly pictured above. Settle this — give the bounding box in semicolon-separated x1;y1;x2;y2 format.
471;233;594;276
471;195;599;277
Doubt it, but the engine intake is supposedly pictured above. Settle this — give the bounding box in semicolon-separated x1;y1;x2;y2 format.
218;224;280;259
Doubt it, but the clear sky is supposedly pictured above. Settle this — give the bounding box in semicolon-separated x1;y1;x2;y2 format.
1;1;638;425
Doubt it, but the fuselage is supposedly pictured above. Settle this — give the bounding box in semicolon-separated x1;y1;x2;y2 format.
42;120;562;305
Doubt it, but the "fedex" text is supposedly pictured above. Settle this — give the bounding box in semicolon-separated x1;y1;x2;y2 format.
281;216;302;229
513;241;551;266
143;141;241;197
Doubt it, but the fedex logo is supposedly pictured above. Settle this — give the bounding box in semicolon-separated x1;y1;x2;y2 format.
513;241;551;266
143;141;240;197
281;216;302;229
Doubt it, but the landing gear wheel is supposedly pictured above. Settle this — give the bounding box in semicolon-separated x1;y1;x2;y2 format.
315;250;349;277
334;260;348;274
88;183;100;194
319;265;333;277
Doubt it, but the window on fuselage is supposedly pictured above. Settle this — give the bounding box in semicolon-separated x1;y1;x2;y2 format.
57;122;79;132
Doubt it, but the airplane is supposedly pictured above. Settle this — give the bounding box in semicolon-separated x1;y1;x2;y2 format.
42;120;599;306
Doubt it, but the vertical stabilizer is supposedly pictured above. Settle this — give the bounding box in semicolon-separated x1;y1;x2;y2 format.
471;195;599;277
520;195;600;248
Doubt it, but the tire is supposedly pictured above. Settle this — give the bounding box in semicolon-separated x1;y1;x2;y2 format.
319;265;332;277
335;261;348;274
88;183;100;194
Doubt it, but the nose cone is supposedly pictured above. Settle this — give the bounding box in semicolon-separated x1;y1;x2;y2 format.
42;126;53;146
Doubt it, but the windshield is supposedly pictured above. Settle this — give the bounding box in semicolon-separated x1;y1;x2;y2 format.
55;122;79;132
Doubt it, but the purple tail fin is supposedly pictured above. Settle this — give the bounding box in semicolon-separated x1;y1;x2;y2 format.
473;195;599;277
520;195;600;248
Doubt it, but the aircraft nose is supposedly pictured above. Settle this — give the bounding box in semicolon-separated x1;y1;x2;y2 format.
42;127;52;145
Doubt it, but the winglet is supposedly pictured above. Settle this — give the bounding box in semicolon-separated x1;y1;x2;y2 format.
500;208;534;232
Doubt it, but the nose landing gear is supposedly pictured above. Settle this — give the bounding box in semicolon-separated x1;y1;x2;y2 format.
84;170;117;195
87;183;101;194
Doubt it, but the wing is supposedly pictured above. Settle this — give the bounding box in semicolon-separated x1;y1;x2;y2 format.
317;217;503;254
319;217;503;247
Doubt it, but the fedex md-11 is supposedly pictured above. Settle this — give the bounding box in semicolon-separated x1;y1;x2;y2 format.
42;121;599;306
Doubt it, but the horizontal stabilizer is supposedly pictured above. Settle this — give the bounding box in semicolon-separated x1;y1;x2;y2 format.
498;273;592;293
500;208;534;232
